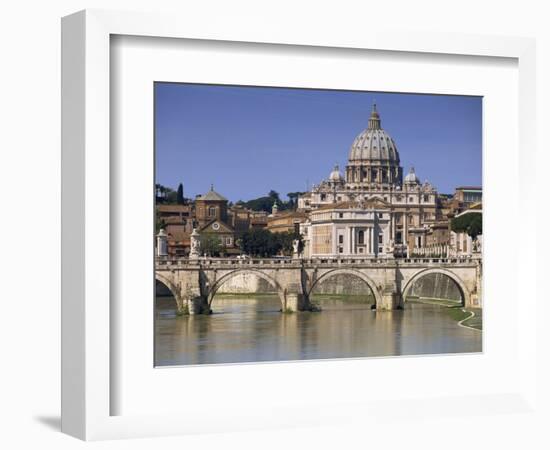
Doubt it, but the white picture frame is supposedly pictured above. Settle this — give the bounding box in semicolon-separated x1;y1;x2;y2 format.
61;9;537;441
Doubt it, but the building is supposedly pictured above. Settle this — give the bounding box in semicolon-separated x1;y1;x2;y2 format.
299;104;440;257
156;204;194;257
195;185;240;255
448;186;483;214
301;199;392;258
249;211;269;229
267;203;308;234
195;185;229;227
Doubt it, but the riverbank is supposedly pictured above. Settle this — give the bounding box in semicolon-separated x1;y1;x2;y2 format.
408;297;482;331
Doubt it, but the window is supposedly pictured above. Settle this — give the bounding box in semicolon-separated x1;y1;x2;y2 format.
358;230;364;244
359;248;364;253
378;213;383;219
396;231;402;244
320;193;326;201
338;213;344;218
208;206;216;217
409;197;414;203
338;247;343;254
226;237;232;246
378;234;383;244
338;235;344;244
423;194;429;202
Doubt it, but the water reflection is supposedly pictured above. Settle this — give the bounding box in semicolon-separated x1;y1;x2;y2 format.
154;295;481;366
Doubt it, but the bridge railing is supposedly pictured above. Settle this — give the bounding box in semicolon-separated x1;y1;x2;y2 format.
155;255;481;268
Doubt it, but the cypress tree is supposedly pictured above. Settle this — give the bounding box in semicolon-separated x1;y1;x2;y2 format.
176;183;184;204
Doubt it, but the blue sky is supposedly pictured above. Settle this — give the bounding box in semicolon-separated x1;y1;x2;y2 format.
155;83;482;201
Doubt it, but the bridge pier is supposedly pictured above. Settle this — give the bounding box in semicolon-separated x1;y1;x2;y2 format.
378;290;403;310
187;295;210;315
284;292;310;313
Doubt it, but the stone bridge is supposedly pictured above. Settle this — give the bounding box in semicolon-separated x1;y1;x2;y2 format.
155;256;482;315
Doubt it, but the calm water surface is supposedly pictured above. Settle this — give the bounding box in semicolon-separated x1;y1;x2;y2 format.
154;295;482;366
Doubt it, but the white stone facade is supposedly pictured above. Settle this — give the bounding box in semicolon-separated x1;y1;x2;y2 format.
301;201;393;258
298;104;439;256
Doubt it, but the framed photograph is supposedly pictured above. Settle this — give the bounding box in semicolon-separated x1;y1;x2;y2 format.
62;9;537;440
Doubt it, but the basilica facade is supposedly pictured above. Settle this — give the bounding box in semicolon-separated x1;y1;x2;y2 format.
298;104;442;258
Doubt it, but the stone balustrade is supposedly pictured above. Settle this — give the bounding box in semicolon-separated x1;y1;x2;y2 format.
155;255;480;269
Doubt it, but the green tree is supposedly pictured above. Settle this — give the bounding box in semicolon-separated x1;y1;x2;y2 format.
239;190;304;213
164;187;177;204
451;213;482;239
155;184;178;204
239;229;303;257
240;229;279;257
176;183;184;204
278;230;304;255
200;233;222;257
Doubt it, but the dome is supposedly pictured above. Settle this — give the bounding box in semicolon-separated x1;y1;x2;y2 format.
348;104;400;163
329;164;343;181
404;167;420;184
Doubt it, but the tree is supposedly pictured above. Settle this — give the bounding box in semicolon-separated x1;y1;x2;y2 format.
155;184;178;204
451;213;482;239
239;190;304;213
176;183;184;204
200;233;222;257
164;187;177;204
240;229;279;257
239;229;303;257
286;192;305;211
278;230;304;255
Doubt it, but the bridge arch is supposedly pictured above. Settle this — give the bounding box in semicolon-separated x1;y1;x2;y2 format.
155;272;180;308
401;267;469;307
308;268;382;307
207;269;286;309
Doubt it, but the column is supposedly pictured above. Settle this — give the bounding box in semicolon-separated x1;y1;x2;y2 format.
351;227;355;255
369;227;373;255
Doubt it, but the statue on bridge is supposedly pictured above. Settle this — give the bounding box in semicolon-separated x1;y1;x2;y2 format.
189;228;201;259
292;239;300;259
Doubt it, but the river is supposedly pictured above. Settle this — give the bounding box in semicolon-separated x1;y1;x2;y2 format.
154;295;482;367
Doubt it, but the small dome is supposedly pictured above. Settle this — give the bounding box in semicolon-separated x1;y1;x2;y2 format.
329;164;343;181
404;167;420;184
348;104;400;164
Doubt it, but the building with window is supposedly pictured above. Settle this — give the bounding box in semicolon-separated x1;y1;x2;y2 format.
267;208;308;234
300;199;392;258
195;185;229;227
448;186;483;214
298;104;441;257
156;204;194;257
195;185;241;255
